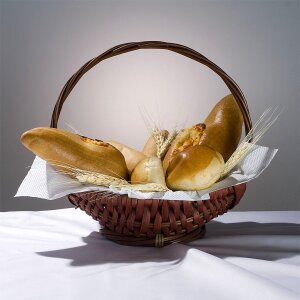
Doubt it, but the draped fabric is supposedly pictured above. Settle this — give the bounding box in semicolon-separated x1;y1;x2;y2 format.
0;209;299;300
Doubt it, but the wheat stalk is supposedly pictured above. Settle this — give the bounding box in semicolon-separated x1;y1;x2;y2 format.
138;103;179;159
152;127;165;155
221;106;283;177
158;130;178;158
45;160;169;192
152;126;178;158
76;171;169;192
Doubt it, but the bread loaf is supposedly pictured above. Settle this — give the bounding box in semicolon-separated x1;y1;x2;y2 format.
131;157;166;186
166;145;224;191
21;127;128;179
199;94;243;161
163;124;206;174
106;140;146;174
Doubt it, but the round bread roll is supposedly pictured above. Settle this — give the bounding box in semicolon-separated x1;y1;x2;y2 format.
21;127;128;179
163;124;206;174
106;140;146;174
166;145;224;191
131;157;166;186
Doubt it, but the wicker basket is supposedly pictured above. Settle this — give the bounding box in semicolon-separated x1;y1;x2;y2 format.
50;41;252;247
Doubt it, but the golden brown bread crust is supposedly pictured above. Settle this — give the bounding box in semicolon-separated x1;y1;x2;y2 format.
131;157;166;186
199;94;243;161
21;127;128;179
162;124;206;174
166;145;224;191
105;140;146;174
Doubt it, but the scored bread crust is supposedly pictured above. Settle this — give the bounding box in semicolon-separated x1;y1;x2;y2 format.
162;124;206;174
21;127;129;180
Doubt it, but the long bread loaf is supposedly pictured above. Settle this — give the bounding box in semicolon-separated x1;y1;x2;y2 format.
21;127;128;179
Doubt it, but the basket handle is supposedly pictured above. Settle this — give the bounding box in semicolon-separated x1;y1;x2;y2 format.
50;41;252;135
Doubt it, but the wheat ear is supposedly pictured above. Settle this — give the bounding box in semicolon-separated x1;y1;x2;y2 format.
45;160;169;192
76;171;168;192
221;106;283;177
152;126;178;158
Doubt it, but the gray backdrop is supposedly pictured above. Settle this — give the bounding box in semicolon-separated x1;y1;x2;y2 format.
1;0;299;212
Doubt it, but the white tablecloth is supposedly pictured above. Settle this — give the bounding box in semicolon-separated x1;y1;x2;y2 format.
0;208;299;300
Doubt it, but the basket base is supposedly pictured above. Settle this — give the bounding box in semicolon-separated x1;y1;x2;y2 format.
68;184;246;248
100;225;206;248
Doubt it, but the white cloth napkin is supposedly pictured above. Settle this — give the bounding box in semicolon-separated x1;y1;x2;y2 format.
0;209;299;300
15;144;277;201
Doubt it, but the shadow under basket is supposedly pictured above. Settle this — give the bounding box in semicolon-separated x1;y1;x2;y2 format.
68;184;246;247
50;41;253;248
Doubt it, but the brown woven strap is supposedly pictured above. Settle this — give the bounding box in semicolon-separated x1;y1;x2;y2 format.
50;41;252;137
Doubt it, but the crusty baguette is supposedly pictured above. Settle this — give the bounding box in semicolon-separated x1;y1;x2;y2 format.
199;94;243;161
21;127;128;179
105;140;146;174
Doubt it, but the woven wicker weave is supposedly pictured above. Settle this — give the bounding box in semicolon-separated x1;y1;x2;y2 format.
50;41;252;247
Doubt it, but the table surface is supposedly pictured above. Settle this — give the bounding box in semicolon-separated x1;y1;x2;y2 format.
0;208;299;300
